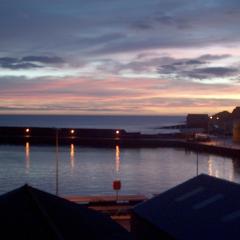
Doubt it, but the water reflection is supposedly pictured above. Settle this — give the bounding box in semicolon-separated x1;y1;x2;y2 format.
25;142;30;173
113;145;121;199
232;159;240;183
208;156;220;178
0;144;240;196
115;145;120;175
70;143;75;170
208;157;213;176
207;155;234;181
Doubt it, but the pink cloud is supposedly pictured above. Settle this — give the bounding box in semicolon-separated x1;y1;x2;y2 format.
0;75;239;115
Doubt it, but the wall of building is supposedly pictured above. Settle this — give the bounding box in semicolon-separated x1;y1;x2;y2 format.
233;121;240;142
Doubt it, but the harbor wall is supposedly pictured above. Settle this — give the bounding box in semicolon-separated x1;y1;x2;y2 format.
0;126;239;159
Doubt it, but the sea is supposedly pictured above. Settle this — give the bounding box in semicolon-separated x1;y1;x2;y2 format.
0;114;185;134
0;114;239;197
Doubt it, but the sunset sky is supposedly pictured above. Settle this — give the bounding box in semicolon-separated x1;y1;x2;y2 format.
0;0;240;115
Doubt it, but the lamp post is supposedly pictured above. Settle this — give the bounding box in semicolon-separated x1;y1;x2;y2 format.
216;117;227;146
113;144;121;201
208;116;213;135
55;128;59;196
223;120;227;146
196;151;199;176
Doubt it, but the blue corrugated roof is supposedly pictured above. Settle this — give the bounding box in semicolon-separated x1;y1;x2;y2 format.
133;174;240;240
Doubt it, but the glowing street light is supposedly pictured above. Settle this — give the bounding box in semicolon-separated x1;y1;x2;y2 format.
70;129;75;134
208;117;212;134
25;128;30;133
116;130;120;135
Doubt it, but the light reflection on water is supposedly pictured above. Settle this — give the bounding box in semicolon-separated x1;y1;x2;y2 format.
0;143;239;197
25;142;30;173
70;143;75;170
115;145;120;176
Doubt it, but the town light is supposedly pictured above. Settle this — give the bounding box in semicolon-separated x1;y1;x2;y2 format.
116;130;120;135
70;129;75;134
25;128;30;133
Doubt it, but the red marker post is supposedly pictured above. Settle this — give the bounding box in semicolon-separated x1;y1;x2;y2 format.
113;180;121;201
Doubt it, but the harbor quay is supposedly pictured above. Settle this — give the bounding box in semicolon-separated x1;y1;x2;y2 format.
0;126;240;159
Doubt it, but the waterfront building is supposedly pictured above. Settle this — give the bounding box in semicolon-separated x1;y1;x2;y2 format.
186;114;209;131
233;121;240;142
211;111;232;135
232;107;240;120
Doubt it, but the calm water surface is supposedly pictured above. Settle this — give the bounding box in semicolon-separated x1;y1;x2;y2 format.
1;115;239;196
0;115;185;134
0;143;240;196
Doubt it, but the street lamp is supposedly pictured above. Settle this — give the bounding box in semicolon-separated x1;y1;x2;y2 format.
25;128;30;133
208;116;212;135
55;128;59;196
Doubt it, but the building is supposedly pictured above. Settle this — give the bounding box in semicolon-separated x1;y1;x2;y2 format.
232;107;240;120
132;174;240;240
233;121;240;142
186;114;209;131
232;107;240;140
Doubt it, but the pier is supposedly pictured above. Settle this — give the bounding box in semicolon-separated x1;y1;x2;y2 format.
0;126;240;158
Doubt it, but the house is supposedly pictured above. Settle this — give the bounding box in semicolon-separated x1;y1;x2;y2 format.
186;114;209;131
233;121;240;142
232;107;240;120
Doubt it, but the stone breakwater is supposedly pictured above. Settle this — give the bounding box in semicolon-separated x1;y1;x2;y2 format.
0;126;186;145
0;126;239;159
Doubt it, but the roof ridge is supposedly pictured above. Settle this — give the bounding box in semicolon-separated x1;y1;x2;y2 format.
25;186;65;240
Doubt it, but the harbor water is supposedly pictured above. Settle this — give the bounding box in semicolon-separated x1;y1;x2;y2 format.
0;114;239;196
0;143;239;196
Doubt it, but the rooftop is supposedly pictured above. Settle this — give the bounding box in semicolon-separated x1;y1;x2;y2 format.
133;174;240;240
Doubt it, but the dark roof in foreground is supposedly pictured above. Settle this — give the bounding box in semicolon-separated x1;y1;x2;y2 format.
0;185;132;240
133;174;240;240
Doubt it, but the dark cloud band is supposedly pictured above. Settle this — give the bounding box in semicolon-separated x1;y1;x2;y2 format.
0;56;64;69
